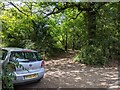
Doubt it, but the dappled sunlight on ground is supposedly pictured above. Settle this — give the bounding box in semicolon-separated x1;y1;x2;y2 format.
15;50;120;89
44;51;119;89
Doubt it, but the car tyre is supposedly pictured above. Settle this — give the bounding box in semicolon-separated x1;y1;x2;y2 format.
37;76;44;82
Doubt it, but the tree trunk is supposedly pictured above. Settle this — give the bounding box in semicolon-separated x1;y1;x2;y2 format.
72;28;75;51
72;40;75;51
65;30;68;51
87;3;96;45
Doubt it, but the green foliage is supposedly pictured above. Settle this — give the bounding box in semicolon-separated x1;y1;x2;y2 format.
2;61;28;90
0;2;119;89
2;62;15;90
74;3;119;65
0;1;119;82
76;45;108;66
1;8;30;47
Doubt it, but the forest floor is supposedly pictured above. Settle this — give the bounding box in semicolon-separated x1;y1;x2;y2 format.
15;50;120;90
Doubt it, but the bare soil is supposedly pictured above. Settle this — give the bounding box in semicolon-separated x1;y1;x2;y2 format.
15;50;120;90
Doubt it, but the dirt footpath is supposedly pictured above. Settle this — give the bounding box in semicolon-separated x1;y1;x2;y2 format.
15;51;120;90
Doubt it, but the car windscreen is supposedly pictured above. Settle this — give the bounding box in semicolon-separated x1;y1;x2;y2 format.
10;51;40;62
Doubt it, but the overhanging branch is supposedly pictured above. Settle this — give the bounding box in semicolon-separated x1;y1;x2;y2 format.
71;10;82;20
44;3;88;18
8;2;29;17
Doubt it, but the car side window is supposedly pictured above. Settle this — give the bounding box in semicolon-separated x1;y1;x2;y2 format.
0;50;8;60
9;52;15;61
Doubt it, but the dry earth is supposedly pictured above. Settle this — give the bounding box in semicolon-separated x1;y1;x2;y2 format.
15;50;120;90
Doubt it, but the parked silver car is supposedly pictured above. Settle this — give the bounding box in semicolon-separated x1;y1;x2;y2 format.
0;47;45;85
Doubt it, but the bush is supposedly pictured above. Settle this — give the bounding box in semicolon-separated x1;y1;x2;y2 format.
2;63;15;90
75;45;109;66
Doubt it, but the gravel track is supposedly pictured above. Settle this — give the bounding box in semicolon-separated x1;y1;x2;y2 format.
15;51;119;90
